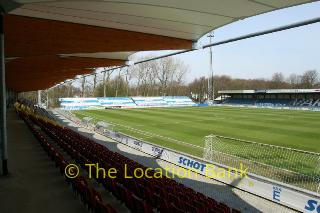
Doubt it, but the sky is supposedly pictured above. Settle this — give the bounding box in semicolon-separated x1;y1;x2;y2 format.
133;1;320;83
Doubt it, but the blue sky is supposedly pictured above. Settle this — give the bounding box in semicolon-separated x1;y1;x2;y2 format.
134;1;320;83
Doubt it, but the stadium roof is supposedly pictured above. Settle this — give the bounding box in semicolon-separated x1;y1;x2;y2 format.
3;0;313;92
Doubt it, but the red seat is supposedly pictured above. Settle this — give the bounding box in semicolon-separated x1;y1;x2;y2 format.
159;199;170;213
131;195;154;213
96;200;118;213
170;203;184;213
85;187;102;211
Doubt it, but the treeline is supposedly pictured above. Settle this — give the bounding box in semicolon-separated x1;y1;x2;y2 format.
214;70;320;90
189;70;319;102
26;57;190;107
94;57;190;97
21;55;319;107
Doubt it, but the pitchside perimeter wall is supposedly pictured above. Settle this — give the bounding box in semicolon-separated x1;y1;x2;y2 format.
104;130;320;213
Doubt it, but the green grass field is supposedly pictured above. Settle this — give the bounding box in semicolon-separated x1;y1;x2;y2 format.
74;106;320;153
73;106;320;190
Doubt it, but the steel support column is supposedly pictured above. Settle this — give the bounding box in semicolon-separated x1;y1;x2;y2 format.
37;90;41;106
0;14;8;175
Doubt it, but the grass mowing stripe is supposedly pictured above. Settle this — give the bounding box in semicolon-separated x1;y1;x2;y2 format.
114;107;320;131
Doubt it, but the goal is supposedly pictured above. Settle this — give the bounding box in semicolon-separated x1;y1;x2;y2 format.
203;134;320;192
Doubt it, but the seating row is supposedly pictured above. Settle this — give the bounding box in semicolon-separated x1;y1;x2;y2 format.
31;115;240;213
19;112;117;213
16;102;241;213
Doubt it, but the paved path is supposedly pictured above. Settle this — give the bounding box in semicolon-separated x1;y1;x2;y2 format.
0;110;88;213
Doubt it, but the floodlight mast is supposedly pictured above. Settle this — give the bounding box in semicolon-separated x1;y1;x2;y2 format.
208;32;214;105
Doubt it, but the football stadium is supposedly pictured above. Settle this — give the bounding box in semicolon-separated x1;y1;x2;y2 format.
1;1;320;213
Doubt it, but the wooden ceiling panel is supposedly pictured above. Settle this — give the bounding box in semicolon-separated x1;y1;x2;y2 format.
7;69;94;92
4;15;192;58
5;55;125;91
6;55;124;74
4;14;192;91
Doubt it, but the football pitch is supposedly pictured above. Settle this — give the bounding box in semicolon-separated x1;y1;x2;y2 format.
73;106;320;154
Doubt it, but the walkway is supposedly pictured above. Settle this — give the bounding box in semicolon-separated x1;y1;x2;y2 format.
0;110;87;213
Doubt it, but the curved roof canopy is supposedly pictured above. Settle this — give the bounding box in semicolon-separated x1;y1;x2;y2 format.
3;0;313;92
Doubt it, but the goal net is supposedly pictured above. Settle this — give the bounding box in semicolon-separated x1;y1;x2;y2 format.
203;134;320;192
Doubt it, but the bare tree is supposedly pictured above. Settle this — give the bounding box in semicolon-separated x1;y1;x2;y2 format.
47;84;81;107
132;63;146;96
93;73;97;95
188;76;208;102
301;70;318;89
287;74;301;88
125;67;130;96
67;82;72;97
103;71;106;97
81;76;86;97
171;60;189;95
129;59;153;96
270;72;285;89
102;67;115;97
153;57;182;96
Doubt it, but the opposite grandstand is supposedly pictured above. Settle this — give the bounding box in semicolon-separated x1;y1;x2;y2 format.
219;89;320;109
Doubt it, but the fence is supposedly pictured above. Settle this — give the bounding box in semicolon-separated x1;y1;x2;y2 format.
203;134;320;192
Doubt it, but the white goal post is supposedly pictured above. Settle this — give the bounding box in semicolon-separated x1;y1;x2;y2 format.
203;134;320;192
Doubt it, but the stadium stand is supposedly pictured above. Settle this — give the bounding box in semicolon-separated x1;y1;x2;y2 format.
59;96;196;110
223;99;255;105
163;96;197;107
219;89;320;108
290;98;320;107
59;97;136;110
15;100;241;213
60;98;101;110
98;97;137;108
131;97;169;107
